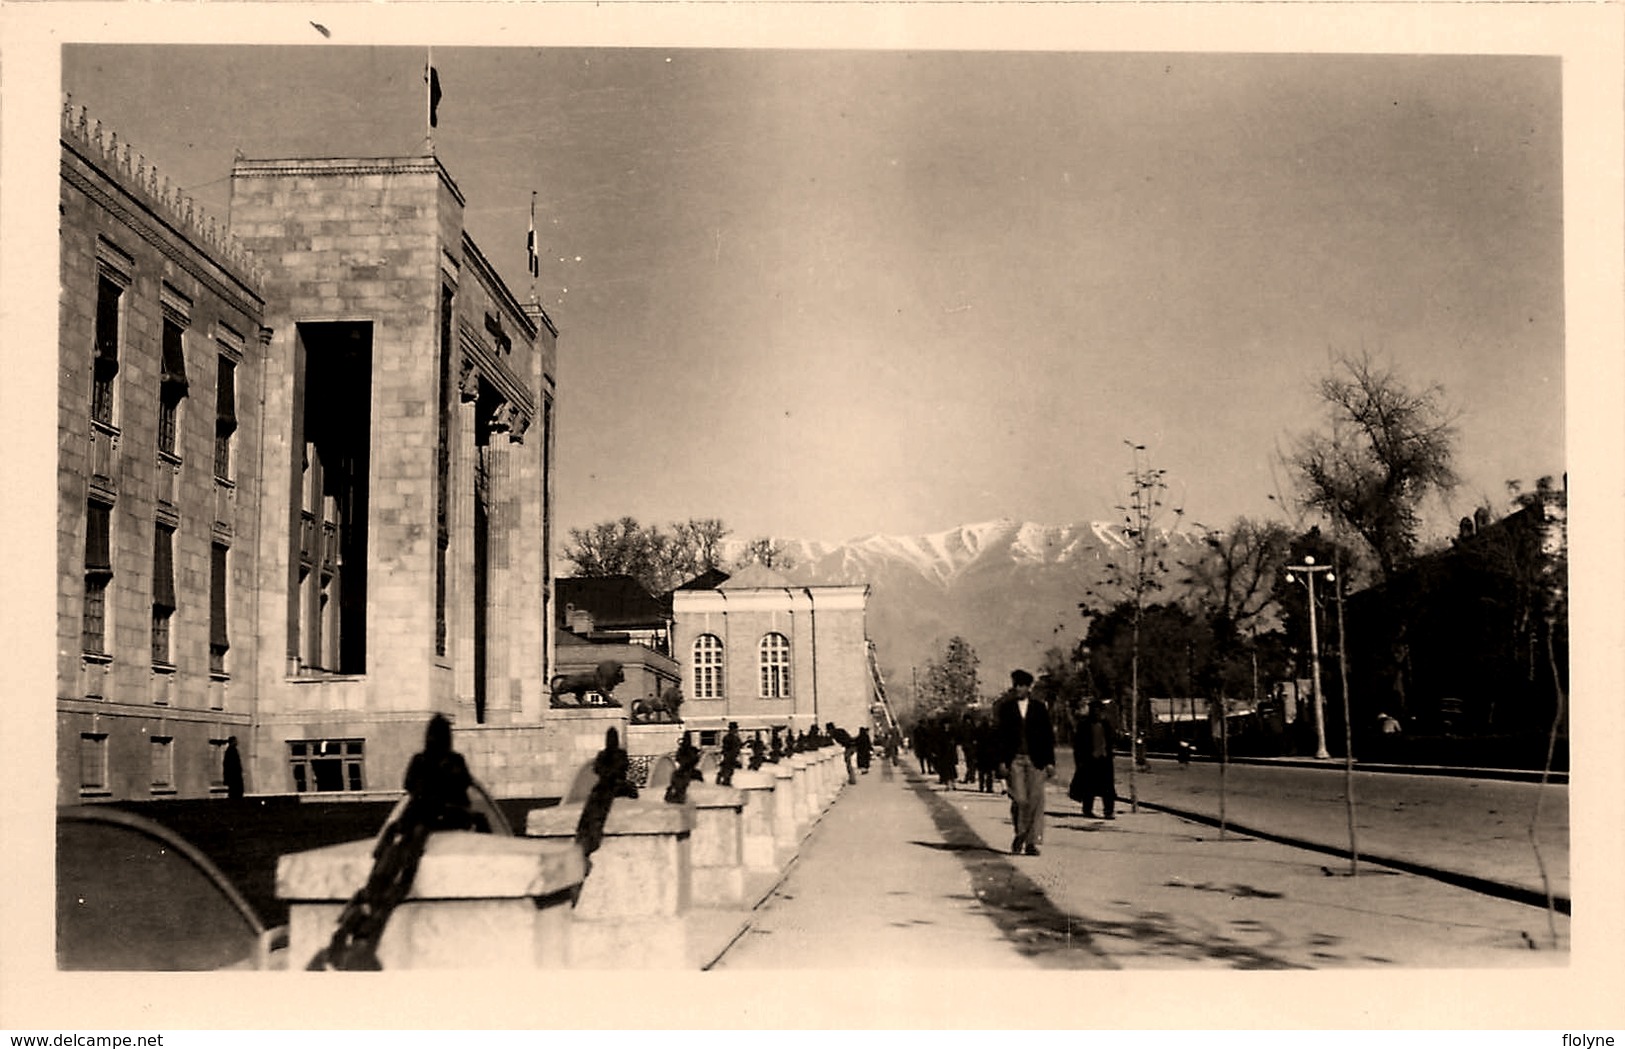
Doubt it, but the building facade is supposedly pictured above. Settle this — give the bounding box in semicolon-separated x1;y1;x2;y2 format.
57;101;571;803
669;564;876;738
57;102;269;804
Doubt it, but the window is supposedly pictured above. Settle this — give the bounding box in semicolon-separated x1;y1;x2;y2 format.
152;524;176;667
208;738;229;790
214;355;236;480
288;739;365;793
209;542;229;675
759;632;792;699
290;322;370;676
149;736;174;793
92;273;123;428
157;316;188;457
83;500;113;655
692;634;725;699
79;734;108;794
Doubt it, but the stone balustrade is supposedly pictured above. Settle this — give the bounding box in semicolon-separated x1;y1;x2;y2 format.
276;743;851;970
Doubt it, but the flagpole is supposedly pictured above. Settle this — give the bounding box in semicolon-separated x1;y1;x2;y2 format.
528;191;539;303
425;47;436;155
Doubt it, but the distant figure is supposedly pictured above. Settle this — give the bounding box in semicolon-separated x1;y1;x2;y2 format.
222;736;244;801
855;727;873;774
403;714;488;833
1068;699;1118;820
996;669;1056;856
1379;712;1402;735
975;715;999;793
828;722;858;784
718;722;743;786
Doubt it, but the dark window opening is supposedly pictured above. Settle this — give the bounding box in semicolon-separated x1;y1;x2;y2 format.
209;542;229;675
83;500;113;655
214;356;237;480
289;323;371;675
157;317;188;457
288;739;365;793
435;286;453;657
92;274;122;426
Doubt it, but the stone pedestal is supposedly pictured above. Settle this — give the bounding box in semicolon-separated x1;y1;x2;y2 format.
788;754;813;830
770;762;801;849
526;798;694;968
732;769;779;872
686;782;745;908
277;831;584;970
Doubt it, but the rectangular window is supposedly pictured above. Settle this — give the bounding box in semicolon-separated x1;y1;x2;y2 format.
157;316;188;457
79;734;108;794
149;736;174;792
214;355;237;480
287;739;365;793
152;523;176;667
208;738;229;790
83;500;113;655
290;323;370;676
92;273;122;427
209;542;229;675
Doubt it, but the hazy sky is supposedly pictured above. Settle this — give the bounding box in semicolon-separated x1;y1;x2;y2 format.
61;45;1565;545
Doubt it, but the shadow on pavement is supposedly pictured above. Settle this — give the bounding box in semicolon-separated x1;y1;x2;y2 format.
907;774;1314;970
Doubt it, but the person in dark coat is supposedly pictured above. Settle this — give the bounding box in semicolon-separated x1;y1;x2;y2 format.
855;727;874;773
935;720;959;789
974;716;1000;793
995;669;1056;855
222;736;245;800
1068;699;1118;819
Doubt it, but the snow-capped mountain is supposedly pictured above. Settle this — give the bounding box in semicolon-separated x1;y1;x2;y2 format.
725;519;1201;703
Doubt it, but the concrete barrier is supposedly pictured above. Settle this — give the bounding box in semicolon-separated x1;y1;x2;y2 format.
732;769;779;872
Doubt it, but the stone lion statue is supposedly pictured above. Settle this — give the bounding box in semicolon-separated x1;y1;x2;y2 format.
549;660;625;707
630;684;684;724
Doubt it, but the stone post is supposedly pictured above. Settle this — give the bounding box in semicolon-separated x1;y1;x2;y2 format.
685;782;746;908
771;761;801;851
526;798;694;967
277;831;584;970
731;768;779;872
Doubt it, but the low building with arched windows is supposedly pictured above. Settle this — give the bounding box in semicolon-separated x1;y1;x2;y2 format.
668;563;876;742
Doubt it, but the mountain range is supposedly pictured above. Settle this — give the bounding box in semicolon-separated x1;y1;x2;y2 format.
726;519;1203;704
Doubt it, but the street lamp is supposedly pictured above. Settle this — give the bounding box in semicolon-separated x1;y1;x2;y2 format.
1285;555;1334;760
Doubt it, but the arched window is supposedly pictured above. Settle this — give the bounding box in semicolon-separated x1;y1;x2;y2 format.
692;634;725;699
759;632;792;699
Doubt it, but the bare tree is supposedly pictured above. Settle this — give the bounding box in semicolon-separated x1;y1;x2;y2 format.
564;516;733;594
1081;441;1184;813
1290;352;1459;580
736;536;798;572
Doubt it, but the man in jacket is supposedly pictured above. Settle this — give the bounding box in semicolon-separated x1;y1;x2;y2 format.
995;669;1056;856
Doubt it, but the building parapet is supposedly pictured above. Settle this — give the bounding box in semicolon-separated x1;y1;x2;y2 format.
62;96;264;288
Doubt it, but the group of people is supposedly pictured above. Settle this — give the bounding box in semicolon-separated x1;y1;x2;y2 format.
907;669;1122;856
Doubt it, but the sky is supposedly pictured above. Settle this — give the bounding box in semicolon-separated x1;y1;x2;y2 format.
57;43;1567;547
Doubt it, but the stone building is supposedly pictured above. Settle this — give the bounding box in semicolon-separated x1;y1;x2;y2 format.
554;575;680;708
57;102;269;805
669;564;876;740
56;100;594;803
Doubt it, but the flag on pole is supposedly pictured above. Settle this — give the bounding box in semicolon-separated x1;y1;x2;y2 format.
426;60;442;129
527;193;540;278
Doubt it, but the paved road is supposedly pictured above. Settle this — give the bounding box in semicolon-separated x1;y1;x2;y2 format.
1113;756;1570;901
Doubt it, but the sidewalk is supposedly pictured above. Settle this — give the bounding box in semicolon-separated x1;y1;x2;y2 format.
702;759;1569;970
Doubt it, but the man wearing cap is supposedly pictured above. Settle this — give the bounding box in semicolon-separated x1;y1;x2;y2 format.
995;669;1056;856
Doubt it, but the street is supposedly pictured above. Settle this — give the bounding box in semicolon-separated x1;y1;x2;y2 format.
1118;756;1569;901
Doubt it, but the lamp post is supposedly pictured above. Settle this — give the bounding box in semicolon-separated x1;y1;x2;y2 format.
1286;555;1334;760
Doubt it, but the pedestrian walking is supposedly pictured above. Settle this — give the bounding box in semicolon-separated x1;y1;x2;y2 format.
829;722;858;784
995;669;1056;856
975;714;999;793
1068;698;1118;819
855;726;873;774
222;735;245;800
